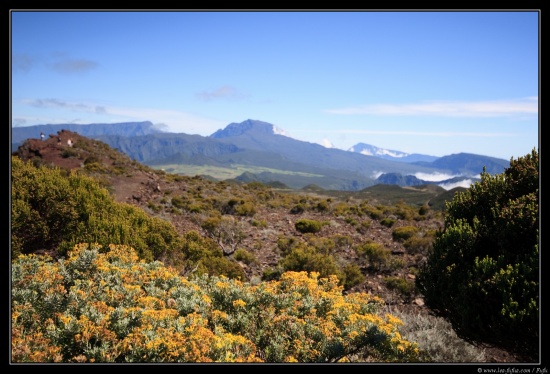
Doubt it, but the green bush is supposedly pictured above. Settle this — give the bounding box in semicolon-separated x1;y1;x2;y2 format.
11;156;181;263
403;236;433;255
295;219;323;234
416;148;539;359
418;205;430;216
361;205;383;220
250;219;267;228
391;226;419;242
356;241;390;271
341;263;365;290
316;200;330;212
380;218;396;228
234;201;256;217
234;248;257;265
356;220;371;234
289;203;306;214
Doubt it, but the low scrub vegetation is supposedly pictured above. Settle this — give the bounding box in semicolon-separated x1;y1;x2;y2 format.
12;243;422;363
10;141;539;363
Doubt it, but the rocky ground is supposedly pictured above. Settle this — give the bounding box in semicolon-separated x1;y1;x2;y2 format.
12;129;533;363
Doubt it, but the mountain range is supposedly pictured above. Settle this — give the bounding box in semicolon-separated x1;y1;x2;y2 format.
11;119;510;191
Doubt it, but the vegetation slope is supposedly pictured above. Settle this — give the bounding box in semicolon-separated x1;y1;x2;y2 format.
10;130;539;363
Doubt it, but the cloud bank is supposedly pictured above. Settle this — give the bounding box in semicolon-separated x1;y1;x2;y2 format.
325;97;538;118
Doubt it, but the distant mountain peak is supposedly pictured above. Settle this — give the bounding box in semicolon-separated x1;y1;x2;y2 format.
210;119;287;139
348;142;439;164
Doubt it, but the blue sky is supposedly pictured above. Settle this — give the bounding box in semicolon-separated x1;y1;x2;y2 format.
11;10;539;160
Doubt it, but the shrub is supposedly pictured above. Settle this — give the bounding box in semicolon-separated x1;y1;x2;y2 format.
380;218;396;228
250;219;267;228
234;201;256;217
316;200;330;212
361;205;383;220
61;148;78;158
12;244;422;362
234;248;257;265
416;148;539;359
295;219;323;234
11;156;181;263
304;235;335;255
83;155;100;165
356;242;390;271
403;236;433;255
289;203;306;214
200;215;246;256
356;220;371;234
391;226;419;242
341;263;365;290
277;236;301;256
418;205;430;216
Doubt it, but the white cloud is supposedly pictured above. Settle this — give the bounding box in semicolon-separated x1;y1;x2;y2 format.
324;97;538;118
371;171;384;179
414;172;459;182
438;179;475;190
320;138;334;148
316;129;518;138
16;98;226;135
106;106;225;134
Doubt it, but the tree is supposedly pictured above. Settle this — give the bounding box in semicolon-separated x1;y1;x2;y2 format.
416;148;539;359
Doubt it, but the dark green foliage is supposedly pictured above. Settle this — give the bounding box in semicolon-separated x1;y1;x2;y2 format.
290;203;306;214
380;218;395;228
61;148;78;158
418;205;429;216
316;200;330;212
261;267;283;282
11;156;182;263
416;148;539;359
341;263;365;290
295;219;323;234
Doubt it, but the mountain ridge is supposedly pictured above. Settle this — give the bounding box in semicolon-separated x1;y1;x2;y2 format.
11;119;510;191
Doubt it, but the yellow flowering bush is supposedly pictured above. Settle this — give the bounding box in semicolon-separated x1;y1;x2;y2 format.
12;243;421;363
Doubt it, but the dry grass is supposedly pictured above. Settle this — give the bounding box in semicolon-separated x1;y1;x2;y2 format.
388;308;487;363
